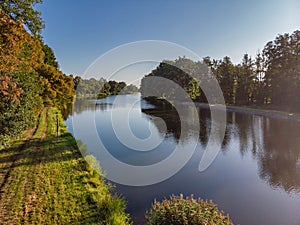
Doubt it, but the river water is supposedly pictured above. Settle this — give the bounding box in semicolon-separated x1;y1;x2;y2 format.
65;94;300;225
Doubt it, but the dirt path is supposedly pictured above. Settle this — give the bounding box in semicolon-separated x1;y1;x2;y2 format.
0;107;130;225
0;111;44;199
0;108;48;224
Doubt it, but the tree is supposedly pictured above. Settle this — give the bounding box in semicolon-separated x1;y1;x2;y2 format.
118;81;127;92
0;9;44;102
0;0;44;37
121;84;139;94
211;56;236;104
73;75;82;89
42;43;59;69
0;10;45;146
235;54;255;105
37;64;75;113
99;81;111;98
141;57;209;101
262;31;300;110
253;52;266;105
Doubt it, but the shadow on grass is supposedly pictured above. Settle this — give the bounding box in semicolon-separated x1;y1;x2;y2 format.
0;133;82;171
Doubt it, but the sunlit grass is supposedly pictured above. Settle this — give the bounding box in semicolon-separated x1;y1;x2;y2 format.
0;107;131;225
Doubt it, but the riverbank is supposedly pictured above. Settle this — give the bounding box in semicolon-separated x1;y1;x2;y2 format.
0;107;130;225
192;102;300;122
144;97;300;122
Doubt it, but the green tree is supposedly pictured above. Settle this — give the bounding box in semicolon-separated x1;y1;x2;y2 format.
99;81;111;98
262;31;300;110
235;54;255;105
42;43;59;69
37;64;74;113
141;57;208;101
253;52;266;105
211;56;236;104
0;0;44;37
0;71;43;146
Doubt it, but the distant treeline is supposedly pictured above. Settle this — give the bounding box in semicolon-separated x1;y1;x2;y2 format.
74;77;139;99
141;30;300;112
0;9;74;146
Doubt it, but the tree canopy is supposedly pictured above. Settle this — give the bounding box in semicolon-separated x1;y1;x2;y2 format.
0;0;44;37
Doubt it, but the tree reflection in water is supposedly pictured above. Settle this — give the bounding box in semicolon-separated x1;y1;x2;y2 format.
143;103;300;193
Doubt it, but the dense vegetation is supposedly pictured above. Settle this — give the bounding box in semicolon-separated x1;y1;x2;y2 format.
146;194;233;225
75;77;139;99
0;8;74;147
141;30;300;112
0;0;44;37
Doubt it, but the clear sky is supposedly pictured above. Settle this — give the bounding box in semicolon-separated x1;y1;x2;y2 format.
38;0;300;82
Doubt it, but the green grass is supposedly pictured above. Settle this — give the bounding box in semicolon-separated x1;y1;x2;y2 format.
0;107;131;225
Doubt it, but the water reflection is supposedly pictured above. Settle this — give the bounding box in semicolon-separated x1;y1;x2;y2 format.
65;95;300;225
257;118;300;193
143;103;300;193
141;106;199;143
228;113;300;193
65;98;114;117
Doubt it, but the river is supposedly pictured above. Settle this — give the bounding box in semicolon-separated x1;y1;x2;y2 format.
65;93;300;225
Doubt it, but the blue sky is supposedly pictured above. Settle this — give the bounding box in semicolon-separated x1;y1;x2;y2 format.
38;0;300;82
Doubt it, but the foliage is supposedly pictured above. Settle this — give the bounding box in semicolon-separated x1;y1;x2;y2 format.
141;57;209;101
75;77;106;98
141;30;300;112
37;64;74;114
0;10;44;146
0;0;44;37
99;80;128;98
0;9;74;147
42;43;59;69
75;77;138;98
146;194;234;225
0;71;43;146
262;30;300;110
210;56;236;104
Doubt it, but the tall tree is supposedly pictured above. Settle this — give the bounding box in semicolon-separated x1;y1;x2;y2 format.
235;54;255;105
253;52;266;105
263;31;300;110
212;56;236;104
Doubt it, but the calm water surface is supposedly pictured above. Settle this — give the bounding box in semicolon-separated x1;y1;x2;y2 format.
65;94;300;225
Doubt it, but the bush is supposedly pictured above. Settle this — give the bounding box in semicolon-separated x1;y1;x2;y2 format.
146;194;234;225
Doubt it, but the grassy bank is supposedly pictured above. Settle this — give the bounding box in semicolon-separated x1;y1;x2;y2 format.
0;107;131;225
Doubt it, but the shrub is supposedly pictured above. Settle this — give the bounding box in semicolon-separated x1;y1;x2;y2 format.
146;194;234;225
